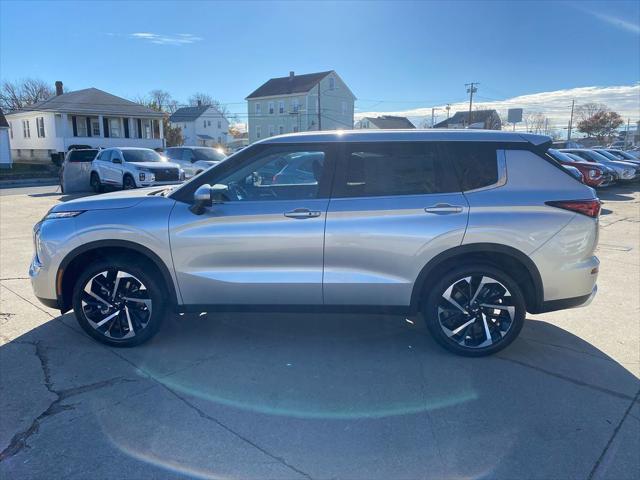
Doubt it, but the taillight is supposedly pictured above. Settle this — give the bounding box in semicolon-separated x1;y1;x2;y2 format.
546;199;601;218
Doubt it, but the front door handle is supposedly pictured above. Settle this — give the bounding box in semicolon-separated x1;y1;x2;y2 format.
425;204;464;214
284;208;322;219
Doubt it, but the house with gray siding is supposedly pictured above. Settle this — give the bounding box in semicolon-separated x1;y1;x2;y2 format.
246;70;355;143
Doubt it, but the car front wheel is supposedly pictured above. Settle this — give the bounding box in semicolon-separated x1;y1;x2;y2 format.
123;174;136;190
72;259;167;347
422;264;525;356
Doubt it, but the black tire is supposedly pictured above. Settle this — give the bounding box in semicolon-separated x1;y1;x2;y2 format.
72;257;167;347
422;264;525;357
123;174;136;190
90;172;103;193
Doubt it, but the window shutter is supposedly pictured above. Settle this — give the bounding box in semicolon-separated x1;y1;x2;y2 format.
123;118;130;138
71;116;78;137
85;117;92;137
137;119;142;138
103;118;110;138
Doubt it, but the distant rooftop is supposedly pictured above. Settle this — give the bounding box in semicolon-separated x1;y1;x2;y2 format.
246;71;333;99
169;106;210;122
363;115;415;129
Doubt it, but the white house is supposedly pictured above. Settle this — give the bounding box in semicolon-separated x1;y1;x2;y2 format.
0;110;11;168
168;102;229;147
5;82;165;164
246;70;356;144
356;115;415;129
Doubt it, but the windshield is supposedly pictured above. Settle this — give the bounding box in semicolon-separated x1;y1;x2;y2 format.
122;149;164;163
594;149;622;161
193;148;226;162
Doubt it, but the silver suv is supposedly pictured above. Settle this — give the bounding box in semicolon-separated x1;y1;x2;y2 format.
90;147;184;192
30;131;600;356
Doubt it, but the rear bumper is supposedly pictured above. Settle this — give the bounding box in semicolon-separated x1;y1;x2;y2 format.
536;285;597;313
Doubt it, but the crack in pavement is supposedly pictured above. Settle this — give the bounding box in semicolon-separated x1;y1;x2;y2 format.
587;388;640;480
0;341;136;462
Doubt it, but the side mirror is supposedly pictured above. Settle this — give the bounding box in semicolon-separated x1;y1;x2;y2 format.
190;183;228;215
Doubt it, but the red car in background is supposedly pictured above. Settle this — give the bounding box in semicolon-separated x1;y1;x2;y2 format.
547;148;609;187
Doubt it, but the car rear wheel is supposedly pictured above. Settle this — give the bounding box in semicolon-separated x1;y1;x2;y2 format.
72;258;167;347
422;264;525;356
90;172;103;193
123;174;136;190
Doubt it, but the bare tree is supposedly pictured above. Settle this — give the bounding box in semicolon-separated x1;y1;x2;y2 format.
524;112;548;134
0;78;54;111
577;103;607;123
188;92;230;118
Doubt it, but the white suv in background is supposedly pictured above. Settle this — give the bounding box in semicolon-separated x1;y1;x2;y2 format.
165;146;227;179
90;147;184;191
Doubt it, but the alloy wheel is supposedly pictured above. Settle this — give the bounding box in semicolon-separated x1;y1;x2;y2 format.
437;275;515;349
80;269;152;340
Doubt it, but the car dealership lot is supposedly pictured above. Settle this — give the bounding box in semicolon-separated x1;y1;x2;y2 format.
1;184;638;479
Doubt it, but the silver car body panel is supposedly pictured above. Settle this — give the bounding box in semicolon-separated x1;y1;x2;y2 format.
30;130;599;313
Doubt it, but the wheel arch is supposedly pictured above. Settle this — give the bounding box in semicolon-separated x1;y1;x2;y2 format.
410;243;544;315
57;240;179;313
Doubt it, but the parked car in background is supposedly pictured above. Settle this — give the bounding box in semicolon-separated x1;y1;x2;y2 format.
592;149;640;180
32;130;600;357
165;147;227;179
562;164;584;183
547;149;608;188
563;152;618;185
90;147;185;192
600;149;640;167
60;148;99;193
560;149;637;182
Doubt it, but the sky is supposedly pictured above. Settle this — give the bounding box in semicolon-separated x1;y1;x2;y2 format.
1;0;639;131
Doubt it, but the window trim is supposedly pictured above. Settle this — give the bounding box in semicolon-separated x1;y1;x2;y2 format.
36;117;46;138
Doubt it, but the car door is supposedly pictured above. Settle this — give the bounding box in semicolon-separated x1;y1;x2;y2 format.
169;143;336;306
93;150;112;184
105;150;124;185
323;141;469;307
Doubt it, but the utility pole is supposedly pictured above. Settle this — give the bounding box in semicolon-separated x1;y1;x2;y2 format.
431;107;439;128
445;104;451;120
567;99;575;141
317;83;321;130
625;118;630;148
465;83;478;128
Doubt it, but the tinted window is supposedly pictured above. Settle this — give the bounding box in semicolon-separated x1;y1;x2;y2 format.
447;143;499;191
68;150;98;162
333;142;459;198
193;148;226;162
121;149;163;163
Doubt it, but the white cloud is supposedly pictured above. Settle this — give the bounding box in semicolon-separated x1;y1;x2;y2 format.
129;32;203;46
574;5;640;35
356;84;640;131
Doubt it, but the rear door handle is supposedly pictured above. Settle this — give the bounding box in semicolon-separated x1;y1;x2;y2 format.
284;208;322;219
424;204;464;214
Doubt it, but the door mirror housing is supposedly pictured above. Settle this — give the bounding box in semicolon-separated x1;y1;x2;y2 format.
190;183;228;214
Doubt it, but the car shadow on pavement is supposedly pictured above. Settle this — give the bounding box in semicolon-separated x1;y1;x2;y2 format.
28;191;94;202
2;311;639;479
598;184;639;202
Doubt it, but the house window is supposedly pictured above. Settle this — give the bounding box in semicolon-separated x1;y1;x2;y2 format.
329;77;335;90
76;116;88;137
217;136;221;144
256;126;261;139
204;120;207;128
217;120;221;129
292;99;299;113
278;101;285;114
141;119;152;139
9;121;13;139
22;120;31;138
278;125;284;135
293;125;299;133
268;102;274;114
208;120;212;127
342;102;347;115
109;118;121;138
255;103;261;114
35;117;45;138
91;118;100;136
269;125;274;137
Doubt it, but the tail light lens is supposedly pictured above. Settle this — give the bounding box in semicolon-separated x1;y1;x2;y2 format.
546;199;601;218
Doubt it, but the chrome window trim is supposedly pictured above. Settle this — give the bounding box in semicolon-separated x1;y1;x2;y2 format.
463;149;507;193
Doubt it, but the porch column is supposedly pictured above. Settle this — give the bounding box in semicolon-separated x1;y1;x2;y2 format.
158;117;165;147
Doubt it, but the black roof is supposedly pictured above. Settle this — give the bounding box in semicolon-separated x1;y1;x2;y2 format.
169;106;210;122
365;115;415;129
434;109;498;128
246;71;333;99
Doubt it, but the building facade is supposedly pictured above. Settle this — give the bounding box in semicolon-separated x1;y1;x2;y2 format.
246;71;355;144
5;82;164;163
169;103;229;147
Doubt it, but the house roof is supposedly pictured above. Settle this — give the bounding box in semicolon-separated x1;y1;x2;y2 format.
246;71;333;99
7;88;164;117
169;106;210;122
364;115;415;129
0;109;8;128
433;109;498;128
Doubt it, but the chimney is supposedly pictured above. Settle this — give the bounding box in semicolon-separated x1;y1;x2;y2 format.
197;100;202;107
55;81;63;96
289;71;295;80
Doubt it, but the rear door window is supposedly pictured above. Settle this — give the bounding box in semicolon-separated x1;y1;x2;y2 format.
333;142;459;198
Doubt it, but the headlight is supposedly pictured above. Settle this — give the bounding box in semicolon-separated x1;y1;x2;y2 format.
179;169;185;181
44;210;84;220
588;170;599;179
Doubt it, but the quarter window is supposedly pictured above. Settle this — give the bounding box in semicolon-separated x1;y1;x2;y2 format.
333;142;459;198
447;143;499;191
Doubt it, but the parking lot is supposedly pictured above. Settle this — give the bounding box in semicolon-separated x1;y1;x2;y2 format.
1;183;638;479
